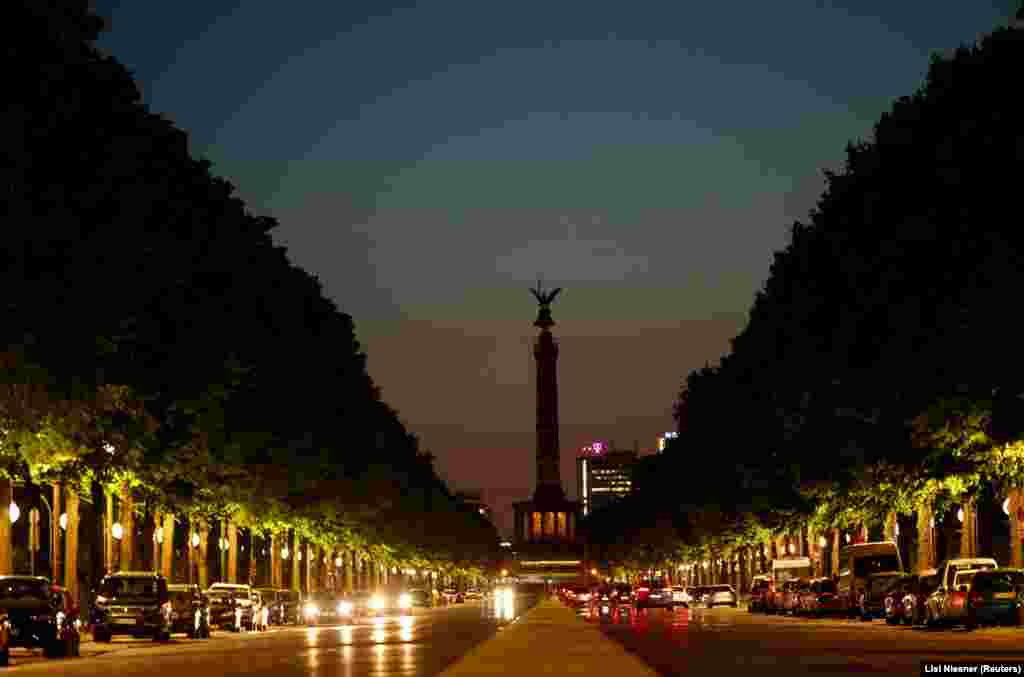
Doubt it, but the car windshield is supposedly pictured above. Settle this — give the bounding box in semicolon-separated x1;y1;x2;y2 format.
955;572;977;588
0;579;49;600
853;555;901;578
99;577;159;598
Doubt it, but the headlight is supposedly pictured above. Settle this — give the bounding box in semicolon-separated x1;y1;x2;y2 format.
398;593;412;608
304;603;319;616
338;601;353;615
369;595;385;610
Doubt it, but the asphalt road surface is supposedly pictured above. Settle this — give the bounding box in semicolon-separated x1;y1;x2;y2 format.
588;603;1024;675
6;595;536;676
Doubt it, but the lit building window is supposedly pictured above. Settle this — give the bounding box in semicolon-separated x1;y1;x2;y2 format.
531;512;542;539
544;512;555;537
557;512;567;538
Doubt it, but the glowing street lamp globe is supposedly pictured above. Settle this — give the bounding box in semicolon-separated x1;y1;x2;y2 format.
112;522;124;540
8;502;19;524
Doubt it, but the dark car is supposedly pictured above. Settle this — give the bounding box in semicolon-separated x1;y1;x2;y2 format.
635;580;673;609
167;584;211;638
903;573;941;626
407;589;432;608
205;583;256;631
255;588;299;625
966;569;1024;628
748;576;772;612
91;571;172;642
0;576;81;662
860;572;908;621
612;584;634;604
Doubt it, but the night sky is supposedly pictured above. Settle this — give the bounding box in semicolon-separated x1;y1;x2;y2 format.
94;1;1015;537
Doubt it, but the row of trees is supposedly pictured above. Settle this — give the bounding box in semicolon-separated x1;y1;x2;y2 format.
1;1;497;592
583;16;1024;572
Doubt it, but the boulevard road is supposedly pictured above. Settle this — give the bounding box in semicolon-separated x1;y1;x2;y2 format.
590;603;1024;675
5;595;536;676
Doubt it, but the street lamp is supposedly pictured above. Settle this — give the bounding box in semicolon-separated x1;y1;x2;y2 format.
818;536;827;548
844;533;850;544
1005;498;1011;516
957;507;965;523
112;522;124;540
191;532;200;548
335;556;342;568
281;547;289;560
893;521;900;538
8;502;19;524
59;513;68;530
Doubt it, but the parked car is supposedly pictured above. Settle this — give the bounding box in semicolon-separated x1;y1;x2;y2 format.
206;583;256;632
774;580;802;615
671;586;688;605
635;580;673;609
0;576;81;662
748;576;772;613
464;588;483;601
566;586;592;607
798;578;845;617
167;584;211;638
706;584;738;608
926;569;979;628
859;572;908;621
902;572;941;626
836;542;903;614
303;591;353;625
966;568;1024;628
883;575;917;625
92;571;172;642
442;589;465;604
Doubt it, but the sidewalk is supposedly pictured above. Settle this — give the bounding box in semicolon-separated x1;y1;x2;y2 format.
438;597;660;676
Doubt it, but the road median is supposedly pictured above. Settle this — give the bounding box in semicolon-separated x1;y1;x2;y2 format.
439;598;659;676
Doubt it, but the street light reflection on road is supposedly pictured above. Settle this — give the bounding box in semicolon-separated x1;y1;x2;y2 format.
399;614;414;642
495;587;516;620
372;615;386;643
339;624;354;645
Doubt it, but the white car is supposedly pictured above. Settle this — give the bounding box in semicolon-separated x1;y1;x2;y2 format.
706;585;738;608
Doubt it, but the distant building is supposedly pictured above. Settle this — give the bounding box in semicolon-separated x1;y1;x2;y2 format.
576;442;637;516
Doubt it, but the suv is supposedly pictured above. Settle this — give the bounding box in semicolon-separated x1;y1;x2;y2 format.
206;583;256;631
92;571;172;642
0;576;81;662
167;584;211;638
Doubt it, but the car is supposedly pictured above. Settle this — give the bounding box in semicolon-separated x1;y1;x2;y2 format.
0;576;81;661
859;572;908;621
167;584;211;638
254;588;301;625
206;583;256;632
464;588;483;601
612;584;634;604
797;577;845;617
92;571;172;642
671;586;688;604
836;542;903;614
635;580;673;609
926;569;979;629
442;589;465;604
706;584;738;608
902;572;941;626
966;568;1024;628
883;576;916;625
748;576;772;613
303;592;354;625
349;589;415;616
566;586;592;607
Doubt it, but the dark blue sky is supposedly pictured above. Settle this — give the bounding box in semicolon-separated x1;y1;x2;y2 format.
94;0;1015;536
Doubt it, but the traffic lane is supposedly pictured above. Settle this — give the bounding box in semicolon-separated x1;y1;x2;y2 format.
6;595;538;675
588;603;1024;676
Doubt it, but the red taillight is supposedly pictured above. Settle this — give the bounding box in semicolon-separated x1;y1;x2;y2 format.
637;587;649;593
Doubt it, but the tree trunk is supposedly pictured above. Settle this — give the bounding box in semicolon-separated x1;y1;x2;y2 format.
831;529;840;576
65;490;80;604
1011;489;1024;568
0;480;12;575
160;513;174;579
291;534;301;591
198;520;209;588
960;500;978;559
52;483;63;583
226;522;237;583
119;483;135;570
917;507;935;573
346;551;355;593
89;480;106;590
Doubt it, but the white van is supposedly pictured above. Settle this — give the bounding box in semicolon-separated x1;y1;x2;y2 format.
837;541;903;613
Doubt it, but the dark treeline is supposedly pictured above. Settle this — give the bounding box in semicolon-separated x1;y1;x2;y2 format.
1;1;496;586
584;19;1024;571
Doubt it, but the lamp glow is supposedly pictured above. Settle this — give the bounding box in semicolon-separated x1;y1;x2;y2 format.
787;543;794;554
281;547;289;560
8;502;19;524
191;532;200;548
335;556;343;567
894;522;900;537
818;536;827;548
844;533;850;543
957;507;965;523
1004;498;1011;515
112;522;123;540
